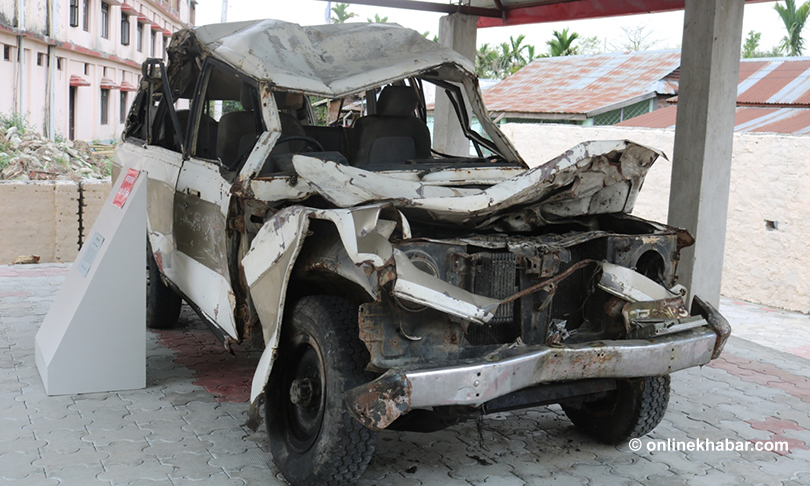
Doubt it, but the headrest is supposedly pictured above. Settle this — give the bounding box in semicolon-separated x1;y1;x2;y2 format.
376;86;418;117
273;91;305;110
240;83;254;111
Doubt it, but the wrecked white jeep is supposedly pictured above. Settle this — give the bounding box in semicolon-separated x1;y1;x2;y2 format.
114;20;731;486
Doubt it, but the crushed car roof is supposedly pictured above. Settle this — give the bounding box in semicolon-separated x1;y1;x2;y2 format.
187;20;475;97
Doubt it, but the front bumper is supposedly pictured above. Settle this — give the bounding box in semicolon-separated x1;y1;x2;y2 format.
345;298;730;431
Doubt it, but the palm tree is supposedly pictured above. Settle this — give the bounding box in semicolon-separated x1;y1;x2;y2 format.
476;43;500;78
547;28;580;57
526;45;538;63
367;14;388;23
774;0;810;56
331;3;357;24
508;34;529;63
476;37;541;79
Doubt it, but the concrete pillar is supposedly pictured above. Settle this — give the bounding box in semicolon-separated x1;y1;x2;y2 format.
434;13;477;156
668;0;744;307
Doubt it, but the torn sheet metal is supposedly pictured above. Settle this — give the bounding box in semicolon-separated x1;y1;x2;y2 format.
621;296;705;339
598;261;684;302
391;250;500;325
243;206;311;410
691;295;732;359
344;372;412;431
292;140;662;226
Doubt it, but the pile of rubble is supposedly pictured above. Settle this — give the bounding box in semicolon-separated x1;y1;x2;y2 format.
0;126;112;181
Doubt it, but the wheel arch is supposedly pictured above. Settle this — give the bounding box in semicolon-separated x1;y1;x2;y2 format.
242;204;394;430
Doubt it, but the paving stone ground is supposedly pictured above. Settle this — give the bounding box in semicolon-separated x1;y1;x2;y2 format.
2;263;810;485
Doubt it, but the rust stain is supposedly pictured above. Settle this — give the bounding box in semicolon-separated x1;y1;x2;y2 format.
154;250;164;272
344;373;412;431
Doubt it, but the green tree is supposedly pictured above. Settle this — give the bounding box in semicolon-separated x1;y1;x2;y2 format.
475;43;500;78
547;28;579;56
503;35;540;76
367;14;388;23
330;3;357;24
476;35;542;79
742;30;762;58
774;0;810;56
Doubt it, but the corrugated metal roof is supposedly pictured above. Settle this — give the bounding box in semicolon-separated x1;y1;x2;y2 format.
618;105;810;134
482;50;681;118
667;57;810;106
736;58;810;106
618;57;810;134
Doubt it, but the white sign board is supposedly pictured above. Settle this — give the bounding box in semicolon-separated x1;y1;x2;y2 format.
35;169;146;395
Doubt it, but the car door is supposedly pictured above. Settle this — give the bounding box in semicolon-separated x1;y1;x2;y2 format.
170;60;266;340
117;60;193;283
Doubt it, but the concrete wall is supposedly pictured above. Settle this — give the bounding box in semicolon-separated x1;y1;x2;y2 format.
501;123;810;313
0;180;111;263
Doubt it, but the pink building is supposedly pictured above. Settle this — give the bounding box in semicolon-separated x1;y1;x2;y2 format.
0;0;195;141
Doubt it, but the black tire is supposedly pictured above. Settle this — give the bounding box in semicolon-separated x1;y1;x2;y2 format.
266;295;377;486
562;375;670;444
146;246;182;329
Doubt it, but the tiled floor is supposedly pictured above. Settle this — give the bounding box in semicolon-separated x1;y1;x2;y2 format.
2;263;810;485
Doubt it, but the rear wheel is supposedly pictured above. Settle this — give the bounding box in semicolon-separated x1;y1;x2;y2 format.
146;246;182;329
562;375;670;444
266;295;377;486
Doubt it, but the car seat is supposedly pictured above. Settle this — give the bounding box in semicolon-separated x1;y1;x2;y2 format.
349;86;431;167
216;83;262;170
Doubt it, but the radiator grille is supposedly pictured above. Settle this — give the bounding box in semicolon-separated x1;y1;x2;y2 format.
467;252;519;345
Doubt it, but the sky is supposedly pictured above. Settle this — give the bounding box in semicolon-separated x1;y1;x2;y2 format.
192;1;793;56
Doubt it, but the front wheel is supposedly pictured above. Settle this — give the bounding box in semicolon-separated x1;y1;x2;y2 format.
266;295;377;486
562;375;670;444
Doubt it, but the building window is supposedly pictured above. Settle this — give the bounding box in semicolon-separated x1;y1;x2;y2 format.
37;53;48;67
82;0;89;32
4;45;12;62
150;30;156;57
57;57;63;70
120;91;127;124
70;0;79;27
84;63;89;75
136;23;143;52
101;3;109;39
101;89;109;125
121;13;130;45
592;99;652;126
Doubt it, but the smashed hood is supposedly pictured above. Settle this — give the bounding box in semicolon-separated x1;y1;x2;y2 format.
291;140;663;228
181;20;474;97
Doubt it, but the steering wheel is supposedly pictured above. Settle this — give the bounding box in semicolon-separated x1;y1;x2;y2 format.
276;135;324;153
